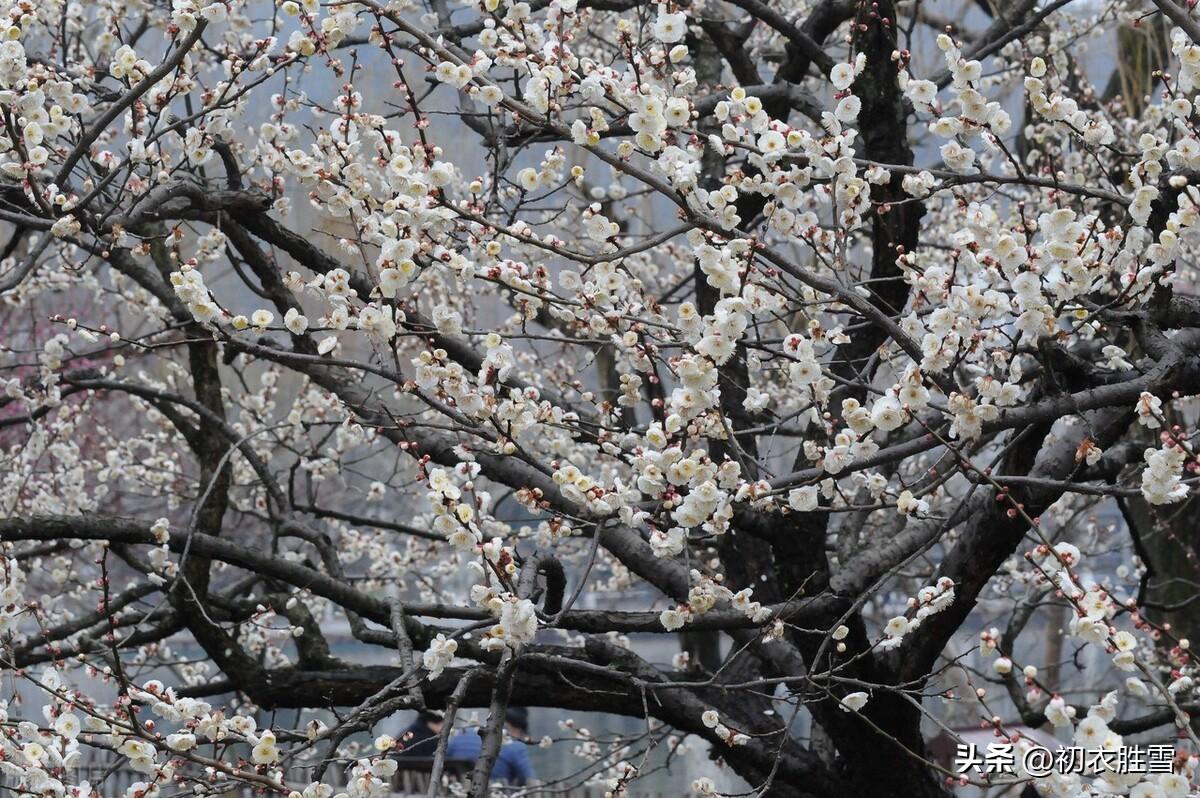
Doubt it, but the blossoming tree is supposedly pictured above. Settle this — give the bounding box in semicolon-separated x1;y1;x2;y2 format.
5;0;1200;795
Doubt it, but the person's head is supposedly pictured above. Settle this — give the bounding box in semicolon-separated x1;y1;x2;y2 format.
505;706;529;738
418;709;444;733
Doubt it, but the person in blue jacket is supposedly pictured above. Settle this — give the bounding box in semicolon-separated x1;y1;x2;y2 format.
396;710;443;758
445;706;536;785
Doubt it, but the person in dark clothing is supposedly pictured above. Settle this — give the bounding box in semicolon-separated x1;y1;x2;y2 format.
397;710;444;758
445;707;536;785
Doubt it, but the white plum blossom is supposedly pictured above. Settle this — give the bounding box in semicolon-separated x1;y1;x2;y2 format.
1045;695;1076;728
422;633;458;677
1137;392;1164;428
252;731;280;765
1142;445;1190;505
284;307;309;335
839;692;869;712
653;8;687;43
787;486;819;511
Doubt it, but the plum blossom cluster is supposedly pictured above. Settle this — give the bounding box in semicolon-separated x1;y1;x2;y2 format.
659;569;771;632
3;0;1200;795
